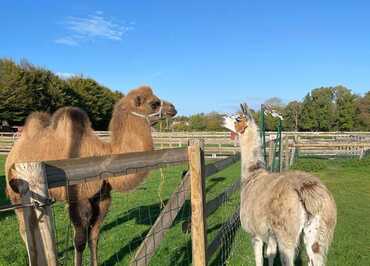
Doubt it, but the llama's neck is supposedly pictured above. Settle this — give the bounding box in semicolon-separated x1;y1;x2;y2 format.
109;108;154;154
239;123;265;181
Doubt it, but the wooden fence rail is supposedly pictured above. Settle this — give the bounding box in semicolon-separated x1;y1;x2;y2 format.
9;139;243;266
6;130;368;265
1;131;369;158
131;152;241;265
11;148;189;265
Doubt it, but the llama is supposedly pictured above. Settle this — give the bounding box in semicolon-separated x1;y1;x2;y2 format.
5;86;177;266
223;104;336;266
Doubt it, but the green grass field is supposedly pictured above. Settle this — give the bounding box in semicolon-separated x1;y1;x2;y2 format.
0;155;369;265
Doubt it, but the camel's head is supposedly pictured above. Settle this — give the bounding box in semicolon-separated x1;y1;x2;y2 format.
222;103;254;135
125;86;177;125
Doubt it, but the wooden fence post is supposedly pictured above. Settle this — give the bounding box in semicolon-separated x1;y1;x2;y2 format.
188;140;207;266
15;162;57;266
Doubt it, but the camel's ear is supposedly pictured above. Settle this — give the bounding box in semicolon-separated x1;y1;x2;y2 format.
134;95;143;107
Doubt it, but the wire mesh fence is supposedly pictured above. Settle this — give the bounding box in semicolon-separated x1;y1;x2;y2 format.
0;163;194;265
52;163;193;266
203;160;244;266
0;153;245;266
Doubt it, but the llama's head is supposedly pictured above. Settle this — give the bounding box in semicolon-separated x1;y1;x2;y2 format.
120;86;177;125
222;103;256;135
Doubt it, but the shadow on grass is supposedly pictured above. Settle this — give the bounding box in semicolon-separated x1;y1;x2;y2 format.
206;176;226;194
102;229;150;266
0;175;13;220
63;172;229;265
102;201;168;232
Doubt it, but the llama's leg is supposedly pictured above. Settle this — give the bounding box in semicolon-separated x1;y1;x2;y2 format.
88;195;112;266
278;246;295;266
303;216;325;266
252;237;264;266
69;200;92;266
266;237;277;266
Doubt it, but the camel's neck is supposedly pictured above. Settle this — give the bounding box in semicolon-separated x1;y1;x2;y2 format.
239;123;265;181
109;110;154;154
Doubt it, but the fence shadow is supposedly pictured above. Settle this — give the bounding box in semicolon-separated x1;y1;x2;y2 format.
102;229;150;266
206;176;226;193
102;201;167;233
0;175;13;220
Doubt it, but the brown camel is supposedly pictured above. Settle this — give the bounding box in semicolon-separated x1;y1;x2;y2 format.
5;86;177;266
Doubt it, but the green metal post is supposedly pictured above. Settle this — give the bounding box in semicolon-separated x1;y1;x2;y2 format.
277;119;282;172
271;119;283;172
259;105;267;165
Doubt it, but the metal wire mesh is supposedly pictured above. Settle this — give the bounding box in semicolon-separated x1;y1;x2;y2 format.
50;163;192;266
0;153;251;265
203;160;246;266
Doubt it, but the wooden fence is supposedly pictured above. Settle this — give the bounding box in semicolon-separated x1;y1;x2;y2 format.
9;140;243;265
1;131;370;158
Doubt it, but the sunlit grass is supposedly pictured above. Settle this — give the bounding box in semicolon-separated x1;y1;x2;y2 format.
0;155;369;265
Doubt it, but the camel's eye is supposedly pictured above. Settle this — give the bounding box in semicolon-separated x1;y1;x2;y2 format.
151;101;161;109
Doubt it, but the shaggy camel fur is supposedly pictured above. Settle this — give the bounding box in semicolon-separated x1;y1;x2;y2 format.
223;104;336;266
5;86;177;266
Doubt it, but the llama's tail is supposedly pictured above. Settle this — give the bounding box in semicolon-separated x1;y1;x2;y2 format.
294;174;337;265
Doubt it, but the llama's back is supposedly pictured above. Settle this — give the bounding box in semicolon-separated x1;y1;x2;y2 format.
288;171;337;258
240;170;336;262
268;172;336;266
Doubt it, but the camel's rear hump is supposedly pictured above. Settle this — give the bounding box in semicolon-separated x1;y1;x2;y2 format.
50;107;92;157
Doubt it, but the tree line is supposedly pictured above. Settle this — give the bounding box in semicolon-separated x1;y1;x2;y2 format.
0;59;369;131
0;59;123;129
170;86;369;132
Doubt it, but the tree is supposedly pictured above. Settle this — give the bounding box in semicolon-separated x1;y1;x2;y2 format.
283;101;302;131
67;76;122;129
299;94;316;131
205;112;224;131
0;59;122;129
263;97;285;131
0;59;81;124
356;91;370;130
188;113;207;131
334;86;357;131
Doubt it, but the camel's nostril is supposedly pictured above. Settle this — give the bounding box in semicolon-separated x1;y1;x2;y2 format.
172;108;177;116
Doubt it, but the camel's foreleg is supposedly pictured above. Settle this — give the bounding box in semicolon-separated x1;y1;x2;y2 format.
69;199;92;266
88;195;112;266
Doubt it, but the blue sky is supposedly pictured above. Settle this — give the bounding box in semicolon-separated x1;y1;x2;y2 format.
1;0;370;115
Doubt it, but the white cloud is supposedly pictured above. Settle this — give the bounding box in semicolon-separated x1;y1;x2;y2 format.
55;11;133;46
56;72;76;79
54;37;79;46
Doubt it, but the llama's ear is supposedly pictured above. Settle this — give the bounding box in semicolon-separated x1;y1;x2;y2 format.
240;103;249;115
134;95;143;107
240;104;246;115
241;103;254;120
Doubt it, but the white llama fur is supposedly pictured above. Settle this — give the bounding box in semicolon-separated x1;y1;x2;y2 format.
223;106;336;266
